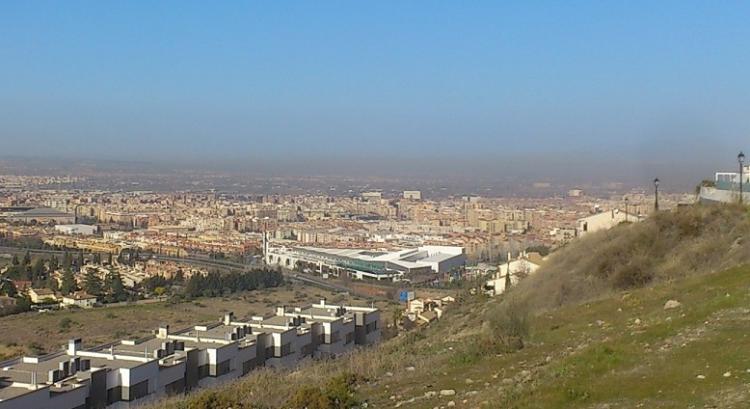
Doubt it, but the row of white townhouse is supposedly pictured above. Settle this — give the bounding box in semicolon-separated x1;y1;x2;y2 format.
0;300;380;409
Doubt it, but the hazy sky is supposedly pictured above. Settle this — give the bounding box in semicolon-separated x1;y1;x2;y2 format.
2;1;750;177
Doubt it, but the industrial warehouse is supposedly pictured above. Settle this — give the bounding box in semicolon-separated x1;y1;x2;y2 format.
0;300;380;409
264;241;466;281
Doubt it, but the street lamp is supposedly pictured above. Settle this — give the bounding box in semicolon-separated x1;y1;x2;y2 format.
653;178;660;211
739;151;745;204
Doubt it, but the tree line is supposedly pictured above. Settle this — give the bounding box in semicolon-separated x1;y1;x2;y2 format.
140;268;285;299
0;250;130;308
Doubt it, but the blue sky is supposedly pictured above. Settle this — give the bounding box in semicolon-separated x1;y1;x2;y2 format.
1;1;750;168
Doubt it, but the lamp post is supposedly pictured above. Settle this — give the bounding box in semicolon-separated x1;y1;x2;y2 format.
654;178;660;211
739;151;745;204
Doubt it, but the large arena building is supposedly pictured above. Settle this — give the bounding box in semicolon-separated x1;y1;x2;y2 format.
264;240;465;281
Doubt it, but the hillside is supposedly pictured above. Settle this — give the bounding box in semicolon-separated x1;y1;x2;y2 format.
154;204;750;409
516;203;750;311
0;285;344;360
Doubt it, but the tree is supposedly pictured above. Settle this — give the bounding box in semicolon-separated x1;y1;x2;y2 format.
60;269;77;295
14;294;32;314
83;269;102;296
11;254;19;266
93;253;101;265
4;264;23;280
0;280;17;297
525;244;551;257
77;251;85;268
49;255;59;271
62;251;72;270
46;276;59;292
31;258;46;282
104;271;127;302
22;250;31;266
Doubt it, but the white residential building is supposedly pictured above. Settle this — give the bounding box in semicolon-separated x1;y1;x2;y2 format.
575;209;641;237
0;302;380;409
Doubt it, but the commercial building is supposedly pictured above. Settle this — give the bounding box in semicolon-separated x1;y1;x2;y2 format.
2;207;75;225
264;244;465;281
361;192;382;200
402;191;422;200
0;301;380;409
55;225;98;236
567;188;584;197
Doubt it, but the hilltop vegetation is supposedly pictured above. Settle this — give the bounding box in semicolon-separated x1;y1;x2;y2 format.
516;203;750;311
153;204;750;409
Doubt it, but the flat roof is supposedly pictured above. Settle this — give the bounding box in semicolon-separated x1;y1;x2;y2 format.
0;301;378;400
14;207;73;217
0;383;46;401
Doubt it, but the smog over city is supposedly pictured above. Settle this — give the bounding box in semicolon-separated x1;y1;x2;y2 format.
2;2;750;409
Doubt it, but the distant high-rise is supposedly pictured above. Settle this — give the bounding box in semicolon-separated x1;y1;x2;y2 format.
361;191;382;200
403;190;422;200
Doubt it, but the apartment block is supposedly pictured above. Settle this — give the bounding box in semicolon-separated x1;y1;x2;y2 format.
0;303;380;409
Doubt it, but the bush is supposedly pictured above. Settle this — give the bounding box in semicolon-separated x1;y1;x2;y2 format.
59;317;74;331
28;342;44;355
482;298;529;353
284;373;360;409
180;391;240;409
285;386;331;409
325;373;360;409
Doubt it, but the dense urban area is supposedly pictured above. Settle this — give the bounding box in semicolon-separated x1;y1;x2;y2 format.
0;166;712;408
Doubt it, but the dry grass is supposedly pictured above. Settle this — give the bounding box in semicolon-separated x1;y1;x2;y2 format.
513;203;750;312
0;284;359;357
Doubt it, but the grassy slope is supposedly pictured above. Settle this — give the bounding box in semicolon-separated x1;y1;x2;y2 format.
153;204;750;408
360;265;750;409
515;203;750;312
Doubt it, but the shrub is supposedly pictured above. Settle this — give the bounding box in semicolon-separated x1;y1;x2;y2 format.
28;342;44;355
284;373;360;409
324;373;360;409
59;317;74;331
485;298;529;352
285;386;331;409
180;391;240;409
